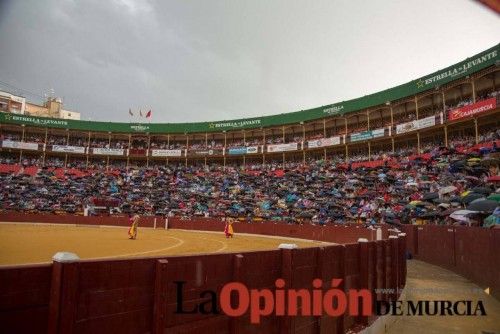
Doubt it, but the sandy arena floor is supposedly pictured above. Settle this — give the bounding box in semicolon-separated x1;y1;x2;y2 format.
0;223;324;265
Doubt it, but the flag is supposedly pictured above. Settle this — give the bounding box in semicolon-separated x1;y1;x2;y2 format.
139;109;143;117
146;110;152;118
129;108;133;116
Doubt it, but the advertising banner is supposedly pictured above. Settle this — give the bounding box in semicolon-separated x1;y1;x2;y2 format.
307;136;341;148
1;140;39;150
396;121;417;135
416;115;436;129
151;149;182;157
92;148;125;156
227;146;259;155
188;149;223;157
396;116;436;135
52;145;86;154
448;98;496;121
267;143;298;153
350;128;385;142
246;146;259;154
228;147;247;155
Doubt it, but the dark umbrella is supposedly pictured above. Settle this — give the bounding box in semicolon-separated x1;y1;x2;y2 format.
433;198;449;204
471;166;488;175
422;192;439;201
299;211;314;218
462;193;485;204
466;200;498;213
450;160;466;167
439;208;459;216
487;193;500;203
420;212;439;218
471;187;492;195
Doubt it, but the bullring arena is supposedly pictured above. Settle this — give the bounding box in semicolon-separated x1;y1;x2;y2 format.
0;222;322;265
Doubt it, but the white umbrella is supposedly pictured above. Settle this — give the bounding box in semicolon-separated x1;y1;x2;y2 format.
439;185;457;195
449;209;478;222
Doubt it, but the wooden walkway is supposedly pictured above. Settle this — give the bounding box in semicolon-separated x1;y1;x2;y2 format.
387;260;500;334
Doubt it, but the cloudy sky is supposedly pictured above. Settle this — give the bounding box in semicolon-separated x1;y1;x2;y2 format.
0;0;498;123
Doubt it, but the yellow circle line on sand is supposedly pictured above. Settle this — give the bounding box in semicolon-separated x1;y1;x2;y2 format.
87;235;186;260
193;236;228;253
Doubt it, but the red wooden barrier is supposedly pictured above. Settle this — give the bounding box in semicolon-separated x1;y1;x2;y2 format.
0;264;52;334
454;227;499;299
167;217;382;244
415;225;456;270
401;225;417;257
0;214;406;333
0;242;406;334
402;225;500;301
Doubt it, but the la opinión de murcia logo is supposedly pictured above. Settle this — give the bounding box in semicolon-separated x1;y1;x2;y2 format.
174;279;487;323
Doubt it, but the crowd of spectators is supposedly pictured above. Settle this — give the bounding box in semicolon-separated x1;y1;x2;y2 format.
445;90;500;112
0;129;497;169
1;133;499;228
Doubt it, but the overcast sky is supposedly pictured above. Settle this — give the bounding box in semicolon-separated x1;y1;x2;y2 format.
0;0;498;123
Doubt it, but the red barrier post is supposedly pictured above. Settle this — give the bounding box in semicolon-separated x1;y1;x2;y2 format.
337;246;346;334
315;247;325;334
153;259;169;334
398;233;407;290
230;254;244;334
280;248;293;334
357;238;369;326
48;252;80;334
388;236;399;301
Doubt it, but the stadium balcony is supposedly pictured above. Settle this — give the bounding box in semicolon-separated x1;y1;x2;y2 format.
0;45;499;170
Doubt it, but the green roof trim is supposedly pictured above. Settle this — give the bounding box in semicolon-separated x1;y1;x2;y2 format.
1;44;498;134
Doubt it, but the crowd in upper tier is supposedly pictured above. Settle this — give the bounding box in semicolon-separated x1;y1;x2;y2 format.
1;129;499;228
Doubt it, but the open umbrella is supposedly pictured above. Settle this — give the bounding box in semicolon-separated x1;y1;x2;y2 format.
480;157;500;167
486;176;500;183
439;185;457;195
466;200;498;213
439;208;458;216
487;193;500;203
471;187;492;195
450;209;477;222
433;198;449;204
483;214;499;228
422;192;439;201
461;193;485;204
467;158;481;166
420;212;438;219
